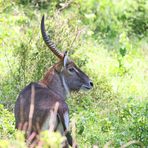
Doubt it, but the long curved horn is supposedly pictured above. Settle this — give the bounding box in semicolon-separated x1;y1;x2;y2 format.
41;15;63;59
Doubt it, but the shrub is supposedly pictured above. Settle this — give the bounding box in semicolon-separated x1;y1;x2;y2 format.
0;0;148;147
0;104;15;139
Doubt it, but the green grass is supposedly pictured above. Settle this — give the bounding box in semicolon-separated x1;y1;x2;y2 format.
0;0;148;147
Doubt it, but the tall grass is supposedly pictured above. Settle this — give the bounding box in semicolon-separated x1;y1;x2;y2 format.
0;0;147;147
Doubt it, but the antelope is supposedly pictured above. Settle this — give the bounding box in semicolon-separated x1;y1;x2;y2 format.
14;15;93;147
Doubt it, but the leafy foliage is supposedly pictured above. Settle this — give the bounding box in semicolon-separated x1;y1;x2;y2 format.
0;0;148;147
0;105;15;139
0;130;65;148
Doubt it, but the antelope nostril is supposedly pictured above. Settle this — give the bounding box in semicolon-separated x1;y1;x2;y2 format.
89;81;93;87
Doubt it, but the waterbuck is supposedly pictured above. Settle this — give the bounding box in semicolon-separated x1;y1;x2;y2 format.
14;15;93;147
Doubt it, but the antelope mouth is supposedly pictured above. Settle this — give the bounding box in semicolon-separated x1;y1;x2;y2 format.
81;81;93;91
81;84;93;91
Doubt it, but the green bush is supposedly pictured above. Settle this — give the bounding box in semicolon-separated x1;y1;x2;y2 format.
0;105;15;139
0;130;65;148
111;99;148;147
0;0;148;147
126;0;148;37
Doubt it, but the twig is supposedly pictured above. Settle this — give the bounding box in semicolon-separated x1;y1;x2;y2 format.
49;102;59;132
103;141;112;148
58;0;74;12
93;145;99;148
71;120;77;148
69;27;79;50
27;84;35;136
20;95;24;124
69;27;86;54
120;140;144;148
3;42;14;78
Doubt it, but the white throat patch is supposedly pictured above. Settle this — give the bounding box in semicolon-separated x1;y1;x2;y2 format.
61;75;70;98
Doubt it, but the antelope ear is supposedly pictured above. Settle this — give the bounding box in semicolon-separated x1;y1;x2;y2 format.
63;51;68;67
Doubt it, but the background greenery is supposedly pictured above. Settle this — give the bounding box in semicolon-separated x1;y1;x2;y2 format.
0;0;147;147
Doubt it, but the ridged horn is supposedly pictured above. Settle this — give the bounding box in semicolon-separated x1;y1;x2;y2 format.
41;15;63;59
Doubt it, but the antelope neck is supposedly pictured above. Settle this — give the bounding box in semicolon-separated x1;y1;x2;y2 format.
41;70;69;100
60;73;70;99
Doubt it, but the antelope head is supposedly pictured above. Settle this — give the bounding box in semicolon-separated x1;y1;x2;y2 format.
41;15;93;96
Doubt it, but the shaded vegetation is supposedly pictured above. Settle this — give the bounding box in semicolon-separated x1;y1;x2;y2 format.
0;0;148;147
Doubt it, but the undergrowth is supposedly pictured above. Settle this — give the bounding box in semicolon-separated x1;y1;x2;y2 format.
0;0;148;147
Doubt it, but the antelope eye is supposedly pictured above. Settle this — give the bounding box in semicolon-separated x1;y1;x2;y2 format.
68;67;75;72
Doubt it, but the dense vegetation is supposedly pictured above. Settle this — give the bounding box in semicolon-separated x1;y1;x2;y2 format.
0;0;147;147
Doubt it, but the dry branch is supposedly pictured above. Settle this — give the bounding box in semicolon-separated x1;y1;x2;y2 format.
121;140;144;148
58;0;74;12
27;84;35;136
